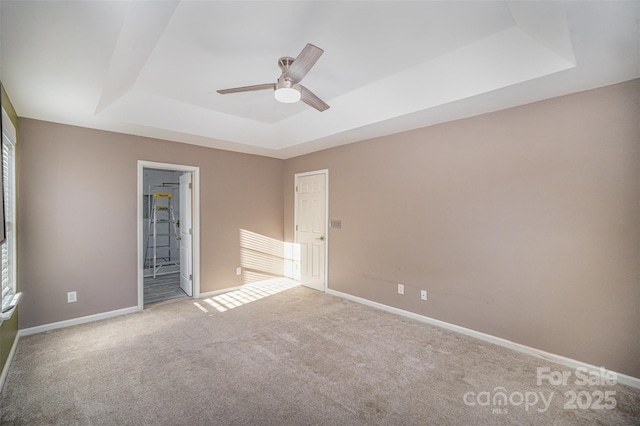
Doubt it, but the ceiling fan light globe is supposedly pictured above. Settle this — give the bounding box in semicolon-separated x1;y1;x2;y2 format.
274;87;301;103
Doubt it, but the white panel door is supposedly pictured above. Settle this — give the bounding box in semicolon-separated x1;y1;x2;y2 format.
296;172;326;291
179;172;193;296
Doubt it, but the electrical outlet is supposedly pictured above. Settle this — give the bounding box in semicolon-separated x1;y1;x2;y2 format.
67;291;77;303
421;290;428;301
398;284;404;295
236;267;242;276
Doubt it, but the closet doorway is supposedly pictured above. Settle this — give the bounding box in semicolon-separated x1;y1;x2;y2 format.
137;161;200;309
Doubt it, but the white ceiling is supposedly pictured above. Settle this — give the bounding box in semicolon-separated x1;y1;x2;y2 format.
1;1;638;159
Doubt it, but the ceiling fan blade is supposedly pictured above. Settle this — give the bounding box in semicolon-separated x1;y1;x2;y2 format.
300;85;329;112
217;83;274;94
282;43;324;83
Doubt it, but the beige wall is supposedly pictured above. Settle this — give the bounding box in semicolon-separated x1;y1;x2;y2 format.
17;119;284;328
284;79;640;378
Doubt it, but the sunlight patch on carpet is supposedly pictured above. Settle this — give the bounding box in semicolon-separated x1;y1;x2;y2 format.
194;278;299;313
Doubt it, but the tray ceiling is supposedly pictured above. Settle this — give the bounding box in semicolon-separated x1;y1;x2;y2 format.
1;1;638;158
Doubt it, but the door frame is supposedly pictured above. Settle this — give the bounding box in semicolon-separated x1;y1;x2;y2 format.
294;169;329;292
137;160;200;310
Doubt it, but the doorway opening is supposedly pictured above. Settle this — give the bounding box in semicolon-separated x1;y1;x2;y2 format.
137;161;200;310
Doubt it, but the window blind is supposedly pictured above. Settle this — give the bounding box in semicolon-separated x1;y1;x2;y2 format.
1;131;15;312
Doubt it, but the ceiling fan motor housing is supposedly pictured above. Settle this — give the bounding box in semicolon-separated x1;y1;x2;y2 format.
278;56;295;72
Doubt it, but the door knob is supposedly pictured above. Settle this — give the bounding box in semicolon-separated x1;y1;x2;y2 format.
316;236;325;241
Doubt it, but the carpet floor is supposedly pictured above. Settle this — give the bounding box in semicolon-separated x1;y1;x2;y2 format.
1;280;639;425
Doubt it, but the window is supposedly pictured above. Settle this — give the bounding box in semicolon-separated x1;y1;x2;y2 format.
1;108;18;318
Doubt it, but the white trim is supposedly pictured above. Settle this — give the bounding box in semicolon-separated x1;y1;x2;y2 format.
19;306;138;337
0;328;19;393
327;289;640;390
1;108;16;143
294;169;329;292
0;292;21;321
137;161;201;310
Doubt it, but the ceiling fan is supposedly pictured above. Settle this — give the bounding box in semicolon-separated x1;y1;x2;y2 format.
217;43;330;112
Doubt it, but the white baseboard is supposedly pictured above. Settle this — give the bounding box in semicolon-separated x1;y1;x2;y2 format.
326;289;640;390
19;306;139;337
0;330;19;393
